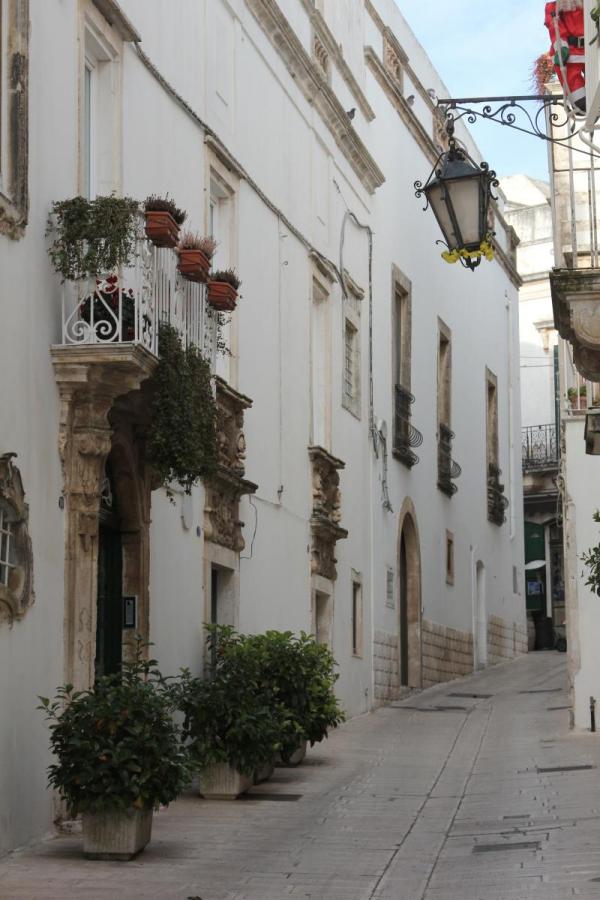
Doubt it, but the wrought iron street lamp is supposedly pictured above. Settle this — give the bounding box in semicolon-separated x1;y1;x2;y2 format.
415;124;498;272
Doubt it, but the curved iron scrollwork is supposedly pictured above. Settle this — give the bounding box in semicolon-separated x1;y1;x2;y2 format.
393;385;423;468
438;423;461;496
436;95;587;154
488;463;509;525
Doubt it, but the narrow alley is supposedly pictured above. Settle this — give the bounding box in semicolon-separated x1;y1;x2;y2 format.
3;652;599;900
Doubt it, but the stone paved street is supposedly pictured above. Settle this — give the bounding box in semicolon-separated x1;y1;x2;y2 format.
5;652;600;899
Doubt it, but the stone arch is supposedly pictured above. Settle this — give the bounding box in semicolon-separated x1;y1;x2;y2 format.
397;497;422;689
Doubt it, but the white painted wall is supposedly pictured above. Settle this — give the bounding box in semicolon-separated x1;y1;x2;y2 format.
0;0;525;854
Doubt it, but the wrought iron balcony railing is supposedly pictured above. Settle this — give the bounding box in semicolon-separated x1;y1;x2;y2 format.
487;462;509;526
437;423;461;496
393;384;423;468
521;424;558;472
59;226;217;362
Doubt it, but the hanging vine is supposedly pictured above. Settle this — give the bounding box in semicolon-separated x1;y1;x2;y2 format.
146;323;218;494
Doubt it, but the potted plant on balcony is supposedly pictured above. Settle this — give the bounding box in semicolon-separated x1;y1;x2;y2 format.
48;195;140;282
144;194;187;249
177;233;217;283
579;384;588;409
568;387;578;410
207;269;241;312
176;627;287;799
38;647;190;860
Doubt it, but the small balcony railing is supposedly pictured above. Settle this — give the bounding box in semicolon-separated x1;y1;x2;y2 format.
521;424;558;472
393;384;423;468
487;462;509;526
437;423;461;496
59;229;217;362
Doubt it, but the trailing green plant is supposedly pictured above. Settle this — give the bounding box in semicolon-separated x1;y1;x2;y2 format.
47;195;140;282
146;322;218;494
582;511;600;597
175;627;292;776
178;232;217;256
568;387;577;400
211;268;241;290
144;194;187;225
38;643;190;817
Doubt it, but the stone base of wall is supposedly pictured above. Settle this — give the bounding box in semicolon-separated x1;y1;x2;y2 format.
373;629;400;704
488;615;528;665
422;619;473;688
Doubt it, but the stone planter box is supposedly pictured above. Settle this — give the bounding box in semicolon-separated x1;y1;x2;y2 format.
254;758;275;784
198;762;253;799
82;807;153;860
276;740;307;767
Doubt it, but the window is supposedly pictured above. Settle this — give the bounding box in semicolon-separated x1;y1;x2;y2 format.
437;320;459;496
81;14;121;198
0;455;33;622
392;269;418;465
311;275;332;448
351;575;363;657
342;318;360;416
0;0;29;239
0;505;15;586
446;530;454;585
209;172;234;269
486;368;508;525
314;590;332;647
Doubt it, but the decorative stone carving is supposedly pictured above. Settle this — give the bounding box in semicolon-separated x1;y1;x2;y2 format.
204;378;257;552
551;268;600;379
309;446;348;581
0;454;34;623
313;33;329;78
383;33;402;84
51;344;157;689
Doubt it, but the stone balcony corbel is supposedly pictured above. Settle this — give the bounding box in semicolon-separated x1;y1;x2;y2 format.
203;377;257;552
551;267;600;379
308;446;348;582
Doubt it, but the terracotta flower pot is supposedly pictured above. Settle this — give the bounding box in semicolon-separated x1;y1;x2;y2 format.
207;280;238;312
145;211;180;248
178;248;211;283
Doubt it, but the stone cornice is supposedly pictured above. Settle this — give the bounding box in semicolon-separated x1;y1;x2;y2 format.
297;0;375;122
92;0;140;41
365;46;438;165
245;0;384;194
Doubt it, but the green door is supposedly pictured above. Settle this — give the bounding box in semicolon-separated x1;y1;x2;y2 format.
95;521;123;679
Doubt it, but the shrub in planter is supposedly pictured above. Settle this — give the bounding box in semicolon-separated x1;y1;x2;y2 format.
144;194;186;249
240;630;345;763
38;649;190;860
175;628;291;797
47;195;140;282
80;275;136;342
208;268;241;312
146;322;218;495
177;233;217;283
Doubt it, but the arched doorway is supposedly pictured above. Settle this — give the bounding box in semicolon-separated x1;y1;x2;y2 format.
475;561;487;668
398;502;422;689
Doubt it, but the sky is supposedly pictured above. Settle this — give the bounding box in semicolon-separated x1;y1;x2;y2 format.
397;1;552;182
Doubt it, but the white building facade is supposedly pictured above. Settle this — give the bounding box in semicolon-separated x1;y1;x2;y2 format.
0;0;525;854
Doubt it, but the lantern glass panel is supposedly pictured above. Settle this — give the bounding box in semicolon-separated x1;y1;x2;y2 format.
426;181;457;249
444;176;483;249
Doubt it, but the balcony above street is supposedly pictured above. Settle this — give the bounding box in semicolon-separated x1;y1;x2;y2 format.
551;267;600;380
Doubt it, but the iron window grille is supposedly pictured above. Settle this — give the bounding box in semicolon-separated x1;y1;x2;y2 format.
437;423;461;496
393;384;423;468
487;462;509;525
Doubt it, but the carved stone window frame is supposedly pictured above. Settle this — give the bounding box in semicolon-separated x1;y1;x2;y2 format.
0;0;29;239
0;454;34;623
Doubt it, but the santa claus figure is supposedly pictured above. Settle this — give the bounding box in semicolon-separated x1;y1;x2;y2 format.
544;0;586;112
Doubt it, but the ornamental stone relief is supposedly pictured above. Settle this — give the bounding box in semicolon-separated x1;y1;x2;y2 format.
204;378;257;552
309;446;348;581
0;453;34;624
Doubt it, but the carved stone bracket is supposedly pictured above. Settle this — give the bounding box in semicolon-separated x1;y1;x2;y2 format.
309;446;348;581
551;267;600;379
204;378;257;552
0;454;34;623
51;343;157;688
